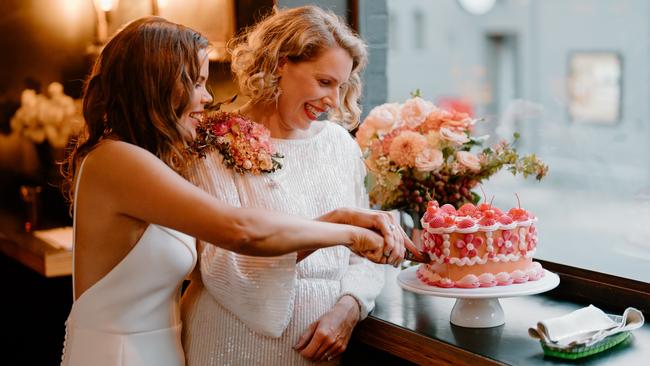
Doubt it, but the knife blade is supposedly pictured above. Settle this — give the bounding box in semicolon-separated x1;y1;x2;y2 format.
404;250;429;264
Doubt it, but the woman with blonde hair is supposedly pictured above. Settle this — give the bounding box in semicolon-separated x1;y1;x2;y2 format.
60;16;405;366
181;6;418;365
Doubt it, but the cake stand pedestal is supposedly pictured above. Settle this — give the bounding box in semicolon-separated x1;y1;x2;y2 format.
397;267;560;328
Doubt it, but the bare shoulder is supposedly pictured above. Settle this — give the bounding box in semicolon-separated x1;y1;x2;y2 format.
85;139;158;166
80;140;180;203
83;140;167;180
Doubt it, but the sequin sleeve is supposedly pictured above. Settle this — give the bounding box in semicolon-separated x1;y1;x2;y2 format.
337;130;385;320
185;151;298;338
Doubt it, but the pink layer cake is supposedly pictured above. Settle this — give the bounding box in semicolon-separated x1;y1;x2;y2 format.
417;200;544;288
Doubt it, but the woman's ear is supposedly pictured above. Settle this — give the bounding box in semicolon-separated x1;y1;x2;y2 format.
277;57;288;76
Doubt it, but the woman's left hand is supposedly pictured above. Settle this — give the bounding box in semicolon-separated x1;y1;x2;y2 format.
293;295;360;362
317;207;407;266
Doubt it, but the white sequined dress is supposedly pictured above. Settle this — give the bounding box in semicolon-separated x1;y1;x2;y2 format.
181;121;385;365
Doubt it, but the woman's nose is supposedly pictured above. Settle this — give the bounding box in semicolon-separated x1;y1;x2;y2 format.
324;88;340;109
202;89;213;104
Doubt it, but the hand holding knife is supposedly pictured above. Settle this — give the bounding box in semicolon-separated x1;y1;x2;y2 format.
404;248;429;263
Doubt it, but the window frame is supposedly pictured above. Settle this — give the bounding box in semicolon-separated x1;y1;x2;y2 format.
351;0;649;313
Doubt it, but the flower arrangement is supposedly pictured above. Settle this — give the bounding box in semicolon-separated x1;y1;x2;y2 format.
10;82;84;148
188;111;283;175
356;93;548;225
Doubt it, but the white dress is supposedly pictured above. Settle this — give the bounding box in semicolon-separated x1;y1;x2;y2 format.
61;159;197;366
181;121;385;365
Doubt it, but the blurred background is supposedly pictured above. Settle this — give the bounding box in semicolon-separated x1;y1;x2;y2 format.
0;0;276;227
386;0;650;283
0;0;648;364
0;1;277;364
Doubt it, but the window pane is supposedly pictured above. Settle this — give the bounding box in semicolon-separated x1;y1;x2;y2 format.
386;0;650;282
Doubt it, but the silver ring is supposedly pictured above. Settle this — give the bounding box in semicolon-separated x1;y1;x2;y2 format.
388;224;396;231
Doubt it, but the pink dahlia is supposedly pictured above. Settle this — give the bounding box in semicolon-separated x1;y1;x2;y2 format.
388;131;428;167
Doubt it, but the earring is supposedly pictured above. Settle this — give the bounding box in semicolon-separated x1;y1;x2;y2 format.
274;86;282;110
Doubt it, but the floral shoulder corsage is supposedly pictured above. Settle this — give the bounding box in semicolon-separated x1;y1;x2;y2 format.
188;111;283;175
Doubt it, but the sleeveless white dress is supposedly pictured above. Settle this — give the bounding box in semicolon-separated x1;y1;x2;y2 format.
61;159;197;366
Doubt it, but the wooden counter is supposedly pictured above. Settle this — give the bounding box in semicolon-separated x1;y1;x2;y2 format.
1;208;648;365
0;210;71;277
352;267;650;366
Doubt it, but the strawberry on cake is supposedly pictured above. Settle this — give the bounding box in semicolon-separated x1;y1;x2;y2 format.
417;199;544;288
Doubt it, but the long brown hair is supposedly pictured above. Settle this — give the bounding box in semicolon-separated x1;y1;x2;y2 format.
62;16;209;206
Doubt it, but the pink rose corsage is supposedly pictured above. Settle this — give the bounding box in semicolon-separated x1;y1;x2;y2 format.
188;111;283;175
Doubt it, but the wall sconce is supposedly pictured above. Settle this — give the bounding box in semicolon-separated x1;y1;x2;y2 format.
457;0;496;15
92;0;120;44
149;0;235;61
151;0;169;15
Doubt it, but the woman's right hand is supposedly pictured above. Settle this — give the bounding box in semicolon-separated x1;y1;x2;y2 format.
348;227;386;263
318;208;409;266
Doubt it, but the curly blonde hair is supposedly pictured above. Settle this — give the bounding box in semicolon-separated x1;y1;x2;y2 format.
229;5;368;128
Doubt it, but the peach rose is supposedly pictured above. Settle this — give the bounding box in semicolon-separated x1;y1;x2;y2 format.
242;159;253;170
400;97;434;128
425;130;442;149
357;103;401;149
456;151;481;172
439;126;470;145
369;139;383;159
415;148;444;172
419;106;449;131
258;152;272;170
364;102;401;133
355;123;375;150
440;112;473;133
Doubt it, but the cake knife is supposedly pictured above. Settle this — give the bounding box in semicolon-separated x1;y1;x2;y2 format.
404;249;429;263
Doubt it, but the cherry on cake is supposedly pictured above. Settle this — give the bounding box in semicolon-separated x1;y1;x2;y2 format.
417;199;544;288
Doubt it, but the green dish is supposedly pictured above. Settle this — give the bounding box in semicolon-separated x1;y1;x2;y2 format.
540;331;632;360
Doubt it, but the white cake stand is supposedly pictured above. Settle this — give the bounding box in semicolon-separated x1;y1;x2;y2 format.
398;266;560;328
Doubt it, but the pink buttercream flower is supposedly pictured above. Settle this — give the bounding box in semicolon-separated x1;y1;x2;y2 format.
415;148;444;172
495;230;519;255
456;151;481;172
521;226;538;255
388;130;428;167
423;233;444;257
400;97;434;128
455;234;484;258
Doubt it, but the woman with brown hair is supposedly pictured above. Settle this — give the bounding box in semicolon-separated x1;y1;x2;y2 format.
60;16;404;366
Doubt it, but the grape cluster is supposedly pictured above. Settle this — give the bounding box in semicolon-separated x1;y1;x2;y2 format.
392;169;480;225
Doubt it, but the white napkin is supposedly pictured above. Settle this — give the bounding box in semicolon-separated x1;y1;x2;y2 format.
529;305;645;348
